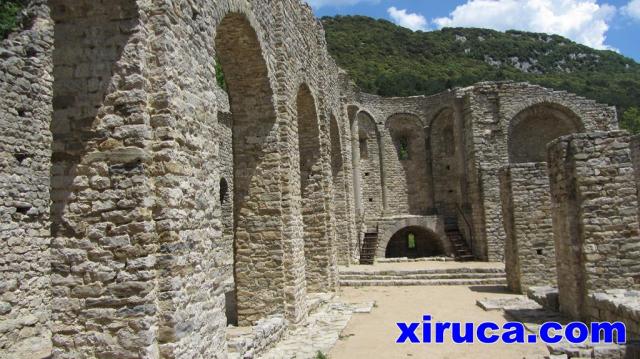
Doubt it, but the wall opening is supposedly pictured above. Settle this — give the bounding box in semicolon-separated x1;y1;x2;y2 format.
509;103;583;163
220;178;229;204
216;12;281;326
385;226;444;259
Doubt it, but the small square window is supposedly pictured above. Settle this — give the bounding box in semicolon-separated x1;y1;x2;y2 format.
536;249;544;256
369;198;373;202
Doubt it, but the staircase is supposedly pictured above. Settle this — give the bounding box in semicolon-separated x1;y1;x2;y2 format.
447;229;474;261
340;266;506;287
444;216;474;261
359;231;379;265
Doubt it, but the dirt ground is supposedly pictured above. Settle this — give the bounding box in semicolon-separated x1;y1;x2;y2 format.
328;285;550;359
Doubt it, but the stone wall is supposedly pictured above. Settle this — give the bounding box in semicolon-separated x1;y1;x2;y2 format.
461;82;618;261
357;112;384;220
587;290;640;341
548;131;640;320
384;114;429;215
499;163;556;294
0;0;627;356
0;1;53;357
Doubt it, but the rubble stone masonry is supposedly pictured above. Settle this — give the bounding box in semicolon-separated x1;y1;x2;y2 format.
0;0;627;357
548;131;640;320
499;163;557;294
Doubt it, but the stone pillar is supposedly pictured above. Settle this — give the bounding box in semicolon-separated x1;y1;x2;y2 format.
377;127;389;215
350;118;363;220
548;131;640;320
499;163;557;294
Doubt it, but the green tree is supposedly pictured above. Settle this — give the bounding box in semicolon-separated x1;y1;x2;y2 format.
0;0;26;39
621;107;640;135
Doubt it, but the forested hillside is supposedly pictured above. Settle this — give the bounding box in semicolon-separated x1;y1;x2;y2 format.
322;15;640;132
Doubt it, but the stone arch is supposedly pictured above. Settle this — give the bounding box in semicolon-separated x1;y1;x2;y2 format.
295;83;333;293
215;12;283;326
385;226;446;259
384;113;429;215
357;111;384;219
428;107;462;218
509;103;584;163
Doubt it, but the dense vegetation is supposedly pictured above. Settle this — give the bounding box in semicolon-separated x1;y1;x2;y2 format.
0;0;26;39
322;15;640;133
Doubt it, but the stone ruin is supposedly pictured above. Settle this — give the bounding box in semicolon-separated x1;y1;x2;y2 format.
0;0;636;358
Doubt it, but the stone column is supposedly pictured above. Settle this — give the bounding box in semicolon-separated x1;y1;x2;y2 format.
350;117;363;219
499;163;557;294
548;131;640;320
377;125;389;215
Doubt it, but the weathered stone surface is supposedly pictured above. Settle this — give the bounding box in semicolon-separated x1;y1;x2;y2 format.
0;0;627;357
500;163;557;293
548;131;640;321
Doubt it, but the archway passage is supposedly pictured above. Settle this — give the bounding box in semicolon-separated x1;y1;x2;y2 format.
216;13;283;326
509;104;583;163
385;226;445;259
296;84;333;292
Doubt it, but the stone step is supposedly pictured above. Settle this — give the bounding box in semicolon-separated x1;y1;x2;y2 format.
340;273;505;280
340;268;504;276
340;278;506;287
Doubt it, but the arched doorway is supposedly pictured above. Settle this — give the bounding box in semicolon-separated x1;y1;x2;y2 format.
216;13;281;326
385;226;445;259
509;103;583;163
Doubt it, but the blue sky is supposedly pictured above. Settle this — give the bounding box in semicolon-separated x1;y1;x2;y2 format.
309;0;640;61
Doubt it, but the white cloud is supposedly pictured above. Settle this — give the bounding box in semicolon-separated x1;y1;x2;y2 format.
622;0;640;20
432;0;617;50
306;0;380;9
387;7;429;31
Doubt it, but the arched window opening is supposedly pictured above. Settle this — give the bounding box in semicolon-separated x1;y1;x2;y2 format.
220;178;228;204
397;136;410;160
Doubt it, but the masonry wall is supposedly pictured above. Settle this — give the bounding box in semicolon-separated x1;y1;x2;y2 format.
499;163;556;294
548;131;640;320
383;114;429;215
0;0;630;356
358;112;384;220
463;82;618;261
0;1;53;357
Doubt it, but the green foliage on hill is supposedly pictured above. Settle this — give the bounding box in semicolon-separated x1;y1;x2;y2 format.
322;15;640;132
0;0;26;39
